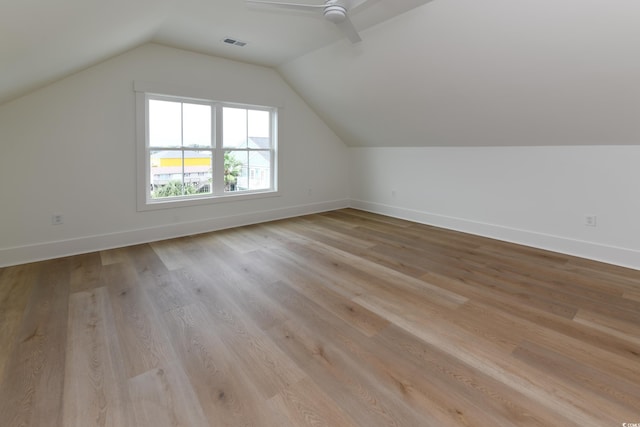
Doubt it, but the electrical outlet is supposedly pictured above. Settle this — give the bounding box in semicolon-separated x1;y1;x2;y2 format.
391;189;397;197
584;215;597;227
52;214;64;225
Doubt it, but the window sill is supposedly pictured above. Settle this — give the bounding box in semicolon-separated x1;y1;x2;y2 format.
137;189;280;212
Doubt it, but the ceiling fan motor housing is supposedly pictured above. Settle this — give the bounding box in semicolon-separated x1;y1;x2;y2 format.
324;5;347;23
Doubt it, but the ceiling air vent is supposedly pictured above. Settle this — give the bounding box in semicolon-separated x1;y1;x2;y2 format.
222;38;247;47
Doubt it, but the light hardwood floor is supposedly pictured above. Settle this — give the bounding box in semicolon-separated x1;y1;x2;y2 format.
1;208;639;426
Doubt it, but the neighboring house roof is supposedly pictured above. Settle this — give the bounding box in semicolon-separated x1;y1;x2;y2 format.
249;137;270;149
151;150;212;159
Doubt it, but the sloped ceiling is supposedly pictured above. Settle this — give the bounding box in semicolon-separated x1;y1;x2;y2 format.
280;0;640;146
3;0;640;147
0;0;430;105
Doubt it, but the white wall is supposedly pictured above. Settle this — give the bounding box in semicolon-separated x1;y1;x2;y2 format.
278;0;640;271
350;146;640;270
0;43;349;267
1;44;638;271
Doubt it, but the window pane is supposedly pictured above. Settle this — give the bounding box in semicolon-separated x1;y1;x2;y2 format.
184;150;213;194
248;150;271;190
248;136;271;149
248;110;270;138
183;103;212;148
223;107;247;149
150;150;213;199
248;110;270;148
149;99;181;148
224;150;247;192
150;149;183;198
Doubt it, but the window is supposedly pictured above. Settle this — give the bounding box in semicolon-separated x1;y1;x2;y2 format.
136;91;277;210
222;107;273;193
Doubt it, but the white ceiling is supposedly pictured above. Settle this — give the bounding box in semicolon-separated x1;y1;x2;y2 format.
3;0;640;147
0;0;430;105
280;0;640;146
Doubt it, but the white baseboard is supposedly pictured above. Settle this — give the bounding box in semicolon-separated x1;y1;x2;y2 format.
350;199;640;271
0;199;349;268
3;198;638;271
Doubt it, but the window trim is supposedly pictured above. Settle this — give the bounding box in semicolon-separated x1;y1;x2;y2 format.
135;88;279;212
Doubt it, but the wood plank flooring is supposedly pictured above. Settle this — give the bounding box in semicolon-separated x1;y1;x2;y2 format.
1;208;639;426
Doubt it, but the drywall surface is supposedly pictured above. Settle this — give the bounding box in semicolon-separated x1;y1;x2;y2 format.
350;146;640;270
280;0;640;147
0;43;349;266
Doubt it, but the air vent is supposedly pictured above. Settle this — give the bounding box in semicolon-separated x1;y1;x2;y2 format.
223;38;247;47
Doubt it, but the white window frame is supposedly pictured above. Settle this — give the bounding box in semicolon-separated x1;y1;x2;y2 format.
135;89;279;211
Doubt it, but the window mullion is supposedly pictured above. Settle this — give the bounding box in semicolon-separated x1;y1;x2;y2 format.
181;103;185;196
213;104;225;195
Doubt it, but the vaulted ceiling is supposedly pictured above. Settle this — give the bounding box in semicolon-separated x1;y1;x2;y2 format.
0;0;429;104
3;0;640;147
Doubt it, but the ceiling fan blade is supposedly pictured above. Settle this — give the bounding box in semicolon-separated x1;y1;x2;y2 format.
246;0;325;12
335;15;362;43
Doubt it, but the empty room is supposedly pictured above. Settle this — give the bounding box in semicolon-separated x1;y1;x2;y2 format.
1;0;639;426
